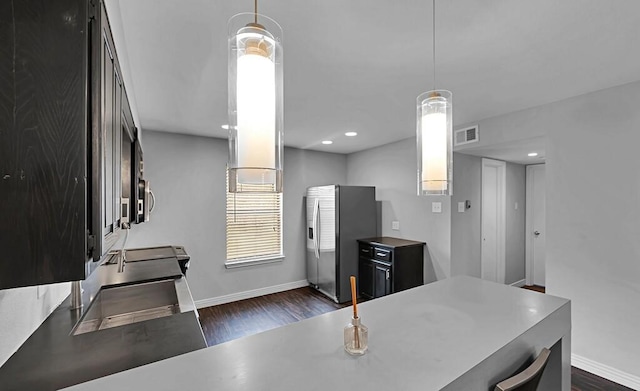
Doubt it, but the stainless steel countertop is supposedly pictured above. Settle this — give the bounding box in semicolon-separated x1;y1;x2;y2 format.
0;256;207;391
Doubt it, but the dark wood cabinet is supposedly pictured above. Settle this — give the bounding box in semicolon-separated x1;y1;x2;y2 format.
358;237;425;299
0;0;138;289
374;262;392;297
359;257;375;298
121;92;136;227
100;7;127;255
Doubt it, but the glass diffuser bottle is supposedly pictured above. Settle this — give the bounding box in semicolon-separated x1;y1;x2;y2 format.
344;276;368;355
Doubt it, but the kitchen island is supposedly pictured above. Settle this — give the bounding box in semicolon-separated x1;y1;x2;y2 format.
65;276;571;390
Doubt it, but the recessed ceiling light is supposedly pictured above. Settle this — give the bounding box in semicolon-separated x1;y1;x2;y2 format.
345;132;358;137
528;152;538;157
322;140;333;145
221;124;230;130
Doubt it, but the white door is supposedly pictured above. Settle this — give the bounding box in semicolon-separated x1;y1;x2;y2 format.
481;159;506;283
526;164;546;286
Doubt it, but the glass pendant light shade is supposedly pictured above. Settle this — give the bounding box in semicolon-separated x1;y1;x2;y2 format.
416;90;452;196
228;13;283;193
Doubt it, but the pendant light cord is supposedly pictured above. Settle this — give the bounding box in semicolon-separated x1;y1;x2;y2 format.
432;0;436;91
254;0;258;24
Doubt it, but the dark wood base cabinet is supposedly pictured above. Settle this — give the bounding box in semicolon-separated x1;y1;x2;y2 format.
358;237;425;299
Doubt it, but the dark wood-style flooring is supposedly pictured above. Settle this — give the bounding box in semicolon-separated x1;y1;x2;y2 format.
198;287;348;346
198;287;633;391
523;285;546;293
571;367;635;391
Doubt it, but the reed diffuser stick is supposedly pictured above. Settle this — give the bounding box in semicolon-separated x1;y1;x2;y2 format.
350;276;358;318
350;276;360;349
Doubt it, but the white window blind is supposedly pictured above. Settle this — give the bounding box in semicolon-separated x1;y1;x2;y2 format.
226;171;283;263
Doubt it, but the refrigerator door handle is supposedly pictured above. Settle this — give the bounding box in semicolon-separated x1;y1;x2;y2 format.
313;198;320;259
317;200;322;259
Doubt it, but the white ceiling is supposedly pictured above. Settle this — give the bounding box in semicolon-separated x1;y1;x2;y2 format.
108;0;640;154
456;136;546;165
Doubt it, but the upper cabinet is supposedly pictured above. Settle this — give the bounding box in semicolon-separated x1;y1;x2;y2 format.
100;7;123;255
0;0;139;289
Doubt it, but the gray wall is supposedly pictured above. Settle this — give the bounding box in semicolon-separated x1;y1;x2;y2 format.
459;80;640;381
126;131;348;302
456;107;547;152
505;162;526;284
347;138;449;282
450;153;482;278
546;81;640;379
0;282;70;366
450;154;526;284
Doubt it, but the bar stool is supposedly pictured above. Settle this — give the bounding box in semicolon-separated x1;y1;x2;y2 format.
494;348;551;391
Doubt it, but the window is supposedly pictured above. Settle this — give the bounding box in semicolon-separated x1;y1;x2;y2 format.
225;171;283;267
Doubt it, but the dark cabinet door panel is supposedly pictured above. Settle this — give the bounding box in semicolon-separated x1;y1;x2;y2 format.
374;263;391;298
0;0;89;288
359;258;374;299
102;38;115;238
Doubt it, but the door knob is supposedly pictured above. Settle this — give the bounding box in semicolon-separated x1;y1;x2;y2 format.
534;231;540;237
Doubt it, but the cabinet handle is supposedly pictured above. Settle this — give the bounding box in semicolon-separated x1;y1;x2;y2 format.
386;269;390;280
361;248;369;253
376;252;387;257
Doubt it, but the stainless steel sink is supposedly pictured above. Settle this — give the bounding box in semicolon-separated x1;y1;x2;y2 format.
73;279;180;335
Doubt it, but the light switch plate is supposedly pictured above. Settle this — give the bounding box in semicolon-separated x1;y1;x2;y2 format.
432;202;442;213
392;221;400;230
458;202;465;213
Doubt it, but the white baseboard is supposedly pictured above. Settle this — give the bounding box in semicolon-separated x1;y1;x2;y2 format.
572;354;640;390
510;279;526;287
195;280;309;309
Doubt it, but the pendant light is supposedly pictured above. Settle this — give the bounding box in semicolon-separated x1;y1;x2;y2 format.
417;0;452;196
228;0;283;193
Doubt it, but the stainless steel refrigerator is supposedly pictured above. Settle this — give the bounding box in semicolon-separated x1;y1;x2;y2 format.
306;185;377;303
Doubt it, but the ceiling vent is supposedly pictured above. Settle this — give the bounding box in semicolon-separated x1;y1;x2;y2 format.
454;125;479;146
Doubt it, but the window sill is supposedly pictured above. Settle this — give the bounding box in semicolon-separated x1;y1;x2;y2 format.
225;255;284;269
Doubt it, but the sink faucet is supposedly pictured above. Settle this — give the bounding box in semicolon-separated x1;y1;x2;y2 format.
70;281;83;310
117;248;127;273
117;223;131;273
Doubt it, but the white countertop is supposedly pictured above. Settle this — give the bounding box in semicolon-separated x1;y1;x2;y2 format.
66;276;571;391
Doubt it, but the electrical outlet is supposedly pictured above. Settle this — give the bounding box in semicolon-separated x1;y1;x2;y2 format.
392;221;400;230
432;202;442;213
458;202;465;213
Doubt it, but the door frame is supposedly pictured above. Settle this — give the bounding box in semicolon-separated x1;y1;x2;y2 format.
525;164;545;286
481;158;507;284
